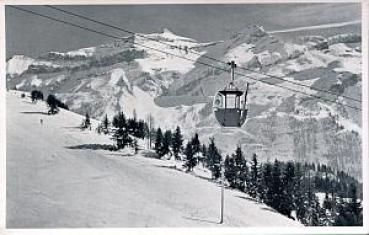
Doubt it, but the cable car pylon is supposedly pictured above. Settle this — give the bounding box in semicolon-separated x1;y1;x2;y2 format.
219;147;225;224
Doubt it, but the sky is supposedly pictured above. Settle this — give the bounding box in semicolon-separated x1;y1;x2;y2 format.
5;3;361;58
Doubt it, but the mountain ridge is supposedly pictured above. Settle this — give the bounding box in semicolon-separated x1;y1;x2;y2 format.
6;24;362;179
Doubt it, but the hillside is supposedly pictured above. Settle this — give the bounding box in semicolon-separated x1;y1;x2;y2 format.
6;91;301;227
6;25;362;179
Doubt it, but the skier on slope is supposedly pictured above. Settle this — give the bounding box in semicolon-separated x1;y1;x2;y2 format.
40;118;43;125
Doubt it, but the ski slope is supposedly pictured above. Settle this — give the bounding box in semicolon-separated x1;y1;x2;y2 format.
6;91;301;228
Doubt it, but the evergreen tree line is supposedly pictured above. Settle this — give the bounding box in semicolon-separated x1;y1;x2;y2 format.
94;110;362;226
96;111;222;178
96;111;146;151
221;147;363;226
153;128;222;178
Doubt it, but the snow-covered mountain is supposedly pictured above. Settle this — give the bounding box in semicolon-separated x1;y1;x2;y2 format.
6;90;302;227
6;26;362;179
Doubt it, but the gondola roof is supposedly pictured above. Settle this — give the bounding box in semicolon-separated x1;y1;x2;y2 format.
218;89;244;96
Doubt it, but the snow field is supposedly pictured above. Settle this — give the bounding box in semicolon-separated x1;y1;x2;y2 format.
6;91;301;227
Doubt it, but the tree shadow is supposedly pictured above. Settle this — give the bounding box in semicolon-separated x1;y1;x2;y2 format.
140;150;161;159
20;111;49;115
260;207;295;220
261;207;277;213
155;165;182;171
65;144;117;151
183;216;220;225
63;126;82;130
107;152;136;157
235;195;259;203
195;174;214;182
154;165;215;184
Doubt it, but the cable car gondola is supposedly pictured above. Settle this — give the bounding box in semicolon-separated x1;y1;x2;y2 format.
213;61;249;127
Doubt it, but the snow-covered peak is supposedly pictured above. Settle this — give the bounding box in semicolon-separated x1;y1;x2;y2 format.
134;29;207;75
160;28;196;42
6;55;34;77
225;32;306;67
162;28;173;34
247;25;267;37
136;28;196;44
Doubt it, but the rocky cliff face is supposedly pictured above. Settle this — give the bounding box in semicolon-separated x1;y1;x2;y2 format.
6;26;362;179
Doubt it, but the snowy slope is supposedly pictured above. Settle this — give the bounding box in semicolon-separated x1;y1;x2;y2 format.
6;91;301;228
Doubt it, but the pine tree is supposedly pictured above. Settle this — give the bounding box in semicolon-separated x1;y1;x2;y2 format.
154;128;164;157
113;127;131;149
323;193;331;210
304;195;321;226
191;133;201;154
136;120;146;139
82;112;91;129
271;159;283;212
250;153;259;198
321;165;334;225
233;146;247;191
207;138;221;179
31;90;38;102
280;161;296;218
294;162;306;222
46;94;59;114
301;166;322;226
172;126;183;160
112;112;126;129
102;114;110;133
200;144;207;167
321;193;334;226
257;163;265;201
184;142;196;172
31;90;43;102
191;133;201;165
224;155;236;187
127;118;137;136
349;183;362;226
162;130;172;157
263;161;273;206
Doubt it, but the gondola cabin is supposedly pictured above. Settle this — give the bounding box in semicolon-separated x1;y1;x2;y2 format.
213;85;248;127
213;60;249;127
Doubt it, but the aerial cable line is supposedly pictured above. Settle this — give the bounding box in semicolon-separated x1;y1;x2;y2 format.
9;6;361;112
9;6;123;40
237;67;361;103
45;5;362;103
